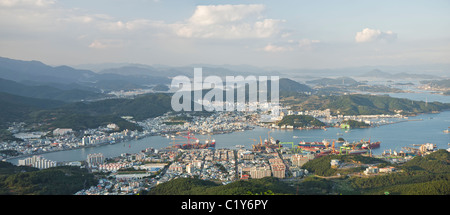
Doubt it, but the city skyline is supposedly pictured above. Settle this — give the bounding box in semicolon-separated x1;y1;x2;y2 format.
0;0;449;70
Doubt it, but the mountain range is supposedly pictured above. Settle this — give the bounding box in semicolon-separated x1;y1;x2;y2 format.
358;69;441;80
0;78;103;102
0;57;170;93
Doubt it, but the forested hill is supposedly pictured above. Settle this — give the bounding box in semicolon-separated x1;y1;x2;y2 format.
282;93;450;116
0;92;173;132
0;162;97;195
145;177;295;195
0;78;104;102
324;94;450;115
277;115;325;128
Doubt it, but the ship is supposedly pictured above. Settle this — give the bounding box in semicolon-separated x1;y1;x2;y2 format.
169;131;216;150
342;139;381;149
172;139;216;150
252;136;280;152
361;141;381;149
298;140;330;149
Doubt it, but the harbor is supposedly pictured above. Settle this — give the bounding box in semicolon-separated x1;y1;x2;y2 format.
6;110;450;165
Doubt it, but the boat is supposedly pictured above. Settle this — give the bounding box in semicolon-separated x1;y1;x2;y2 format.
444;127;450;133
361;141;381;149
170;131;216;150
293;136;299;139
173;140;216;150
252;135;280;151
298;141;328;149
338;147;368;155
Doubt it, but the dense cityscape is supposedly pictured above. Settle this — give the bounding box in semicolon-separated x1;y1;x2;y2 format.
0;103;413;161
1;101;446;195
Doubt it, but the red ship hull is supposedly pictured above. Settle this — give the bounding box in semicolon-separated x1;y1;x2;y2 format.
361;141;381;149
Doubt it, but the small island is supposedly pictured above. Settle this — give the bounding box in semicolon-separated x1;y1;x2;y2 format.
277;115;325;129
339;120;370;129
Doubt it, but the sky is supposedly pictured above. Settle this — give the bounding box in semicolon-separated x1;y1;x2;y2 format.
0;0;449;69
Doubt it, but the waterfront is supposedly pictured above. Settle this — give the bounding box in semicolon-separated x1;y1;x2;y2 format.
7;110;450;165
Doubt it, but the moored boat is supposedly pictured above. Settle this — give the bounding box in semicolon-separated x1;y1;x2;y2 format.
361;141;381;149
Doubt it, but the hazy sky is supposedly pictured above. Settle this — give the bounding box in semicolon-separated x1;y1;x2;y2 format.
0;0;449;69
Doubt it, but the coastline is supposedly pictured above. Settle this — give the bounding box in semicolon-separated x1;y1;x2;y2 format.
3;127;257;162
3;110;449;163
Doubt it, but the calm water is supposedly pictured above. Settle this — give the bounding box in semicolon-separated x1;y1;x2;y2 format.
7;93;450;165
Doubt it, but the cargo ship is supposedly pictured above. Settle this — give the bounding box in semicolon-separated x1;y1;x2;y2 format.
342;139;381;149
169;131;216;150
298;140;330;149
252;137;280;151
361;141;381;149
172;139;216;149
336;147;368;155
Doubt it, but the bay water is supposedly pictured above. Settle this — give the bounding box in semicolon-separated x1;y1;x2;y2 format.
7;91;450;164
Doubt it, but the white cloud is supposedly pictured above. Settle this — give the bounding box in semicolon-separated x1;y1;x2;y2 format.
263;43;292;52
188;4;265;26
0;2;285;42
99;19;165;32
173;4;284;39
355;28;397;43
262;38;320;53
88;39;124;49
0;0;55;7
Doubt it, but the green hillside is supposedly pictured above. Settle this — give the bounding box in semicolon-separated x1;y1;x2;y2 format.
0;78;104;102
0;92;173;133
0;92;65;128
145;177;294;195
61;93;172;121
303;150;450;195
277;115;325;128
340;119;370;128
0;162;97;195
325;94;449;115
282;93;450;116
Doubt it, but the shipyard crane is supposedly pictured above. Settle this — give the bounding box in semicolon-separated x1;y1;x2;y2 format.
181;131;198;145
168;130;200;149
339;146;352;155
249;138;257;150
169;136;188;149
